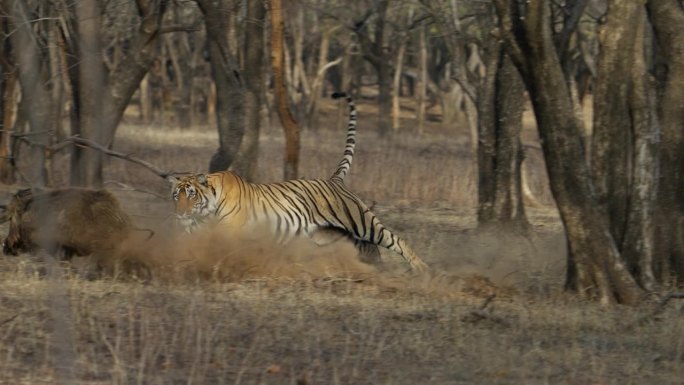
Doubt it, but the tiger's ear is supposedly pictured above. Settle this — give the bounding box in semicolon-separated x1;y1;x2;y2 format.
166;175;180;187
197;174;208;187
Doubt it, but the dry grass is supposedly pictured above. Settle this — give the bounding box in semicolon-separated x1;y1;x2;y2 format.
1;98;683;384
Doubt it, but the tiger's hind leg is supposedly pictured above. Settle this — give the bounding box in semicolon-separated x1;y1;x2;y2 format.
357;209;429;272
354;240;381;265
310;227;382;266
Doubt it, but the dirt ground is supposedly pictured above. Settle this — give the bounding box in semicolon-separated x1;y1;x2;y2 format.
0;99;682;384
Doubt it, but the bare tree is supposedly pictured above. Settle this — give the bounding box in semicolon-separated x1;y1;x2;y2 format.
58;0;171;184
231;0;266;180
494;0;643;304
0;13;17;184
477;49;527;229
351;0;391;135
4;0;52;187
270;0;300;179
71;0;104;187
197;0;246;173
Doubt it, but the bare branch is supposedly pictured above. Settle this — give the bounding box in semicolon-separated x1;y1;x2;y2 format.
554;0;590;60
62;136;174;179
630;292;684;328
159;23;202;34
493;0;530;80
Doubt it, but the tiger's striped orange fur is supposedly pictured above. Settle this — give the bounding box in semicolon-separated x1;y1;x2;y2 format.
168;93;428;272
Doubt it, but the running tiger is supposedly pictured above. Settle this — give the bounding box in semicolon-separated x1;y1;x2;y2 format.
168;93;428;272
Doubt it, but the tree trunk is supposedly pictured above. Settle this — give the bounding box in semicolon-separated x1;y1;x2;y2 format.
495;0;643;305
0;16;16;184
478;46;527;228
291;7;310;110
376;55;392;136
140;74;153;124
231;0;265;180
416;25;428;134
351;0;391;135
648;0;684;284
47;23;65;141
391;36;407;131
6;0;51;187
476;45;500;224
165;34;192;129
72;0;104;187
198;0;245;172
591;0;641;249
374;0;391;136
306;25;340;128
100;0;169;147
492;54;527;226
270;0;300;180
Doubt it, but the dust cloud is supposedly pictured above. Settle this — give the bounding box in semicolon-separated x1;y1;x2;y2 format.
111;226;377;283
100;223;567;299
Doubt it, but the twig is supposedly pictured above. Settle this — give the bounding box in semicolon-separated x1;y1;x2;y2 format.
462;294;510;327
103;180;167;200
479;294;496;310
463;309;510;327
0;314;18;327
630;292;684;328
159;23;202;34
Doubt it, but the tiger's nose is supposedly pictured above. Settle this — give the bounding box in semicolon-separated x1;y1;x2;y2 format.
174;198;193;215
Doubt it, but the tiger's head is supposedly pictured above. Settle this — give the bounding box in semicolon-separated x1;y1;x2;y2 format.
167;174;218;232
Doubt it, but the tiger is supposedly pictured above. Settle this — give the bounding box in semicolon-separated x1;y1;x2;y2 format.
167;93;428;272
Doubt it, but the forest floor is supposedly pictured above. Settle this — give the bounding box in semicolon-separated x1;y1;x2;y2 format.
0;97;682;384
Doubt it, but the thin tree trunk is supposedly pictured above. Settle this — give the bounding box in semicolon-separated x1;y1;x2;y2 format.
6;0;50;187
165;35;192;128
492;54;527;226
477;45;501;224
292;7;310;105
391;36;407;131
48;23;64;141
377;60;392;136
416;25;428;134
198;0;245;172
140;74;153;123
100;0;169;147
73;0;104;187
591;0;640;248
0;15;16;184
270;0;300;180
231;0;265;180
648;0;684;284
478;46;527;228
306;26;340;127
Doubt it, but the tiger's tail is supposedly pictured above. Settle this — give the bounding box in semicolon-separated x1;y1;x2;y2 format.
330;92;357;182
